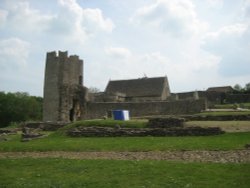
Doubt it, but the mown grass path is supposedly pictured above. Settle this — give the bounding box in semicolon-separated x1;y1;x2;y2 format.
1;150;249;163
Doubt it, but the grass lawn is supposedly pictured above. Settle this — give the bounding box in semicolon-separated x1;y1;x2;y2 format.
1;119;249;187
65;119;148;129
0;132;249;152
0;158;249;188
214;103;250;109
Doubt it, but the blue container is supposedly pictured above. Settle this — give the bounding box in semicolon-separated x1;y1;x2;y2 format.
113;110;130;121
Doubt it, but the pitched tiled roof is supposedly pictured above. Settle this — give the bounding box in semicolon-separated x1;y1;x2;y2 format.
105;77;169;97
206;86;234;93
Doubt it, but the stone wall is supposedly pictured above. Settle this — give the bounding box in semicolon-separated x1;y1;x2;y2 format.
24;122;67;131
147;117;185;128
43;51;60;122
169;91;219;108
67;126;224;137
82;99;206;119
173;91;199;101
226;94;250;103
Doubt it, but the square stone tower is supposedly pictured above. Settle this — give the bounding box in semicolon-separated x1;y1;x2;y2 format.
43;51;87;122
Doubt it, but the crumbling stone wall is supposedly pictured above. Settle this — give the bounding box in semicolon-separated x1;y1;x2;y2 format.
226;94;250;103
67;126;224;137
82;99;206;119
171;91;199;101
24;122;67;131
147;117;185;128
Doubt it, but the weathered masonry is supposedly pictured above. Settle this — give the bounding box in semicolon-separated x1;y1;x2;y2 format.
43;51;206;123
82;99;206;119
43;51;87;122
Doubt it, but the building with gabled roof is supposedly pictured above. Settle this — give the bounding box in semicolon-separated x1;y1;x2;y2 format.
206;86;234;93
104;76;171;102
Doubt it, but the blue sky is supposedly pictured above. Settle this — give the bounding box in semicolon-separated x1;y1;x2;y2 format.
0;0;249;96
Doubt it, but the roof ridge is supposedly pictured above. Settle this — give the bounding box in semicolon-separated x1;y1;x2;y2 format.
108;76;167;82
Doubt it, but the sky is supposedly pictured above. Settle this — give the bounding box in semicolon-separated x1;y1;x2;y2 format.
0;0;250;96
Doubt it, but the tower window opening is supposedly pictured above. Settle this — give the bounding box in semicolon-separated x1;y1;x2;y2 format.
79;76;83;85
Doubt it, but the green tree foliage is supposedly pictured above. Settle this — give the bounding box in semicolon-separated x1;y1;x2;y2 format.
233;83;250;94
245;83;250;92
0;92;42;127
233;84;242;92
88;87;101;93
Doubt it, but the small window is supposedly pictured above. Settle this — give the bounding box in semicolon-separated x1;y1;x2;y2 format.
79;76;83;85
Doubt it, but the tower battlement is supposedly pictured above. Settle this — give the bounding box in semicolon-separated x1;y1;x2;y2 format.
46;51;82;63
47;51;57;57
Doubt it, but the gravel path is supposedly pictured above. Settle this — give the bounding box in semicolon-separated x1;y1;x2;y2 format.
0;150;249;163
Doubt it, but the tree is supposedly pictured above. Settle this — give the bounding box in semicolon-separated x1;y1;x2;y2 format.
88;87;101;93
0;92;43;127
233;83;250;93
245;83;250;93
233;84;242;92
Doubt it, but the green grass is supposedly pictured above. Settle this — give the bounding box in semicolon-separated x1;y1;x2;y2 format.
187;121;250;127
214;104;236;109
186;121;250;131
0;132;249;152
0;158;249;188
214;103;250;109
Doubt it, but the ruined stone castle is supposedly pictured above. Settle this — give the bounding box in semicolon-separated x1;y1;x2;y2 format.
43;51;87;122
43;51;206;123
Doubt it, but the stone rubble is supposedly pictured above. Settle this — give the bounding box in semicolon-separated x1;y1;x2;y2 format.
0;150;249;163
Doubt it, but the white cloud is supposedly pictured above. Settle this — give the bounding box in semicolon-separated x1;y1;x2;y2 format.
0;37;30;69
56;0;114;37
201;0;250;78
0;0;249;95
203;23;250;77
82;8;114;33
131;0;207;37
1;0;114;41
242;0;250;20
105;47;132;59
141;52;168;63
205;23;248;39
2;1;53;33
100;46;220;92
0;0;116;95
206;0;224;8
0;9;8;27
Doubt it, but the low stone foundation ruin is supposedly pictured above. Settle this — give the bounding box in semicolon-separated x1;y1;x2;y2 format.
67;126;224;137
67;117;224;137
183;114;250;121
21;127;47;142
147;117;185;128
24;122;67;131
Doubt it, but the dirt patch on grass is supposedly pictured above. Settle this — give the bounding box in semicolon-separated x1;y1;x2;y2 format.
185;121;250;132
0;150;249;163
